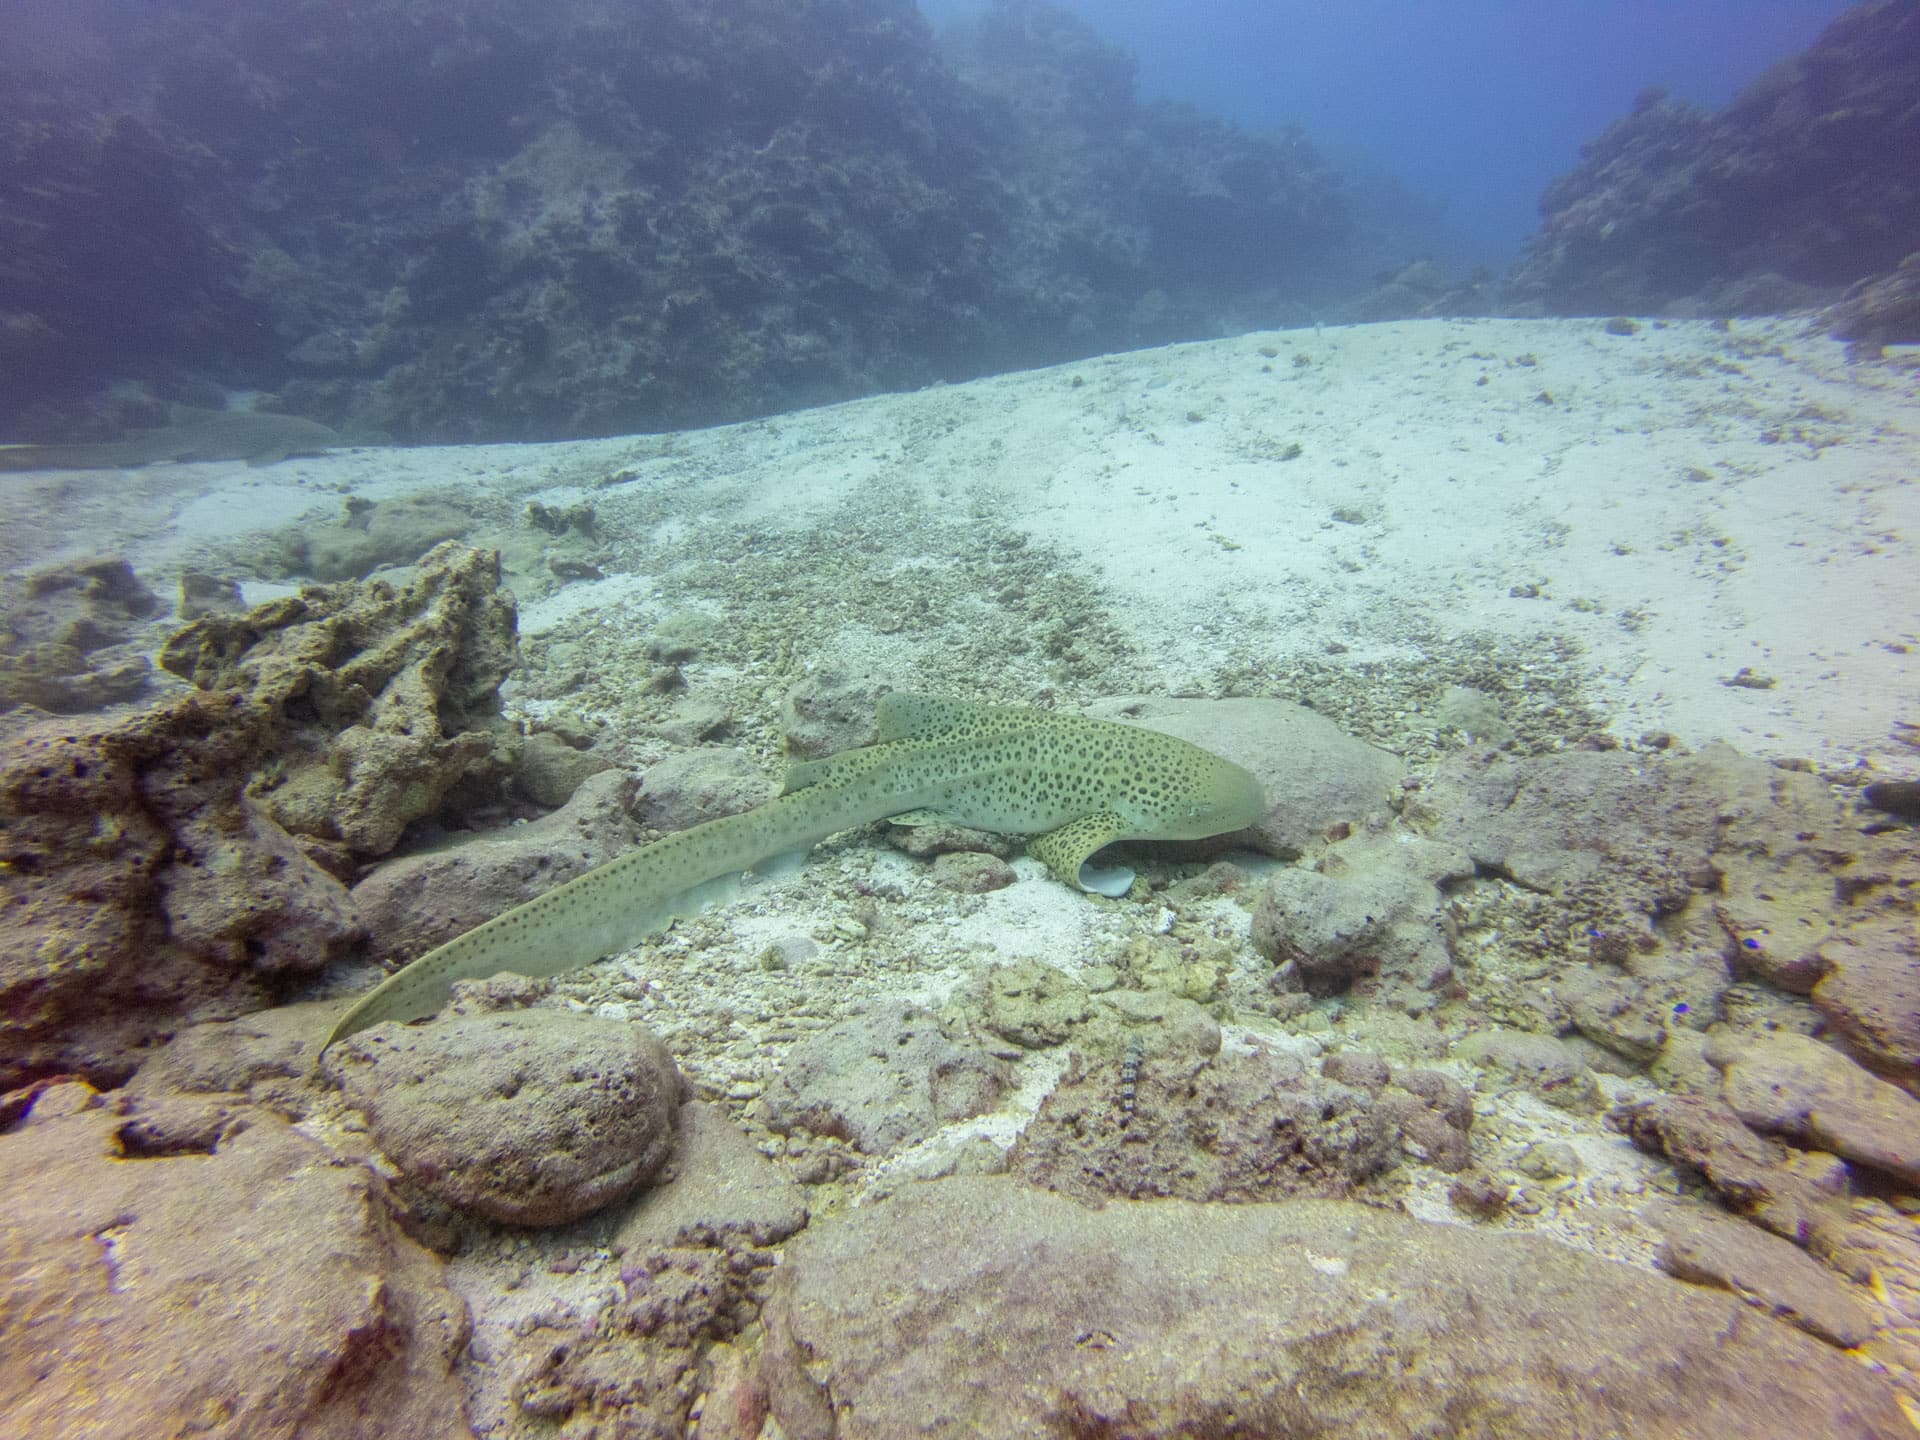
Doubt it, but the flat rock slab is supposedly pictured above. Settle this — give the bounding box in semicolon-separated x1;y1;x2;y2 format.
326;1008;684;1226
0;1084;472;1440
1651;1201;1875;1348
613;1100;808;1253
749;1176;1905;1440
1814;916;1920;1077
763;1000;1009;1155
1716;1030;1920;1187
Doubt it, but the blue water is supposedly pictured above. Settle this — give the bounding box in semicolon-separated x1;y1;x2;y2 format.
926;0;1854;268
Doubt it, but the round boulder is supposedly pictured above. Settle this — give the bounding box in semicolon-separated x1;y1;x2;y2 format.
327;1009;683;1226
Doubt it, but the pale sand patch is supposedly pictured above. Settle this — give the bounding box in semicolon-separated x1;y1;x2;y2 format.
23;314;1903;765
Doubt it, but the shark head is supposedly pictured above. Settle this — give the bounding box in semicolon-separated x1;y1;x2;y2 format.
1122;745;1266;840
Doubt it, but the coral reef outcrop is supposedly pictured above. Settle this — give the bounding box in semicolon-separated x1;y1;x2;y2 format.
0;543;518;1086
0;0;1353;444
1507;0;1920;317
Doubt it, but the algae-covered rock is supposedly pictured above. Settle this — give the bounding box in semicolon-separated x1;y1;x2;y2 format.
971;959;1092;1050
0;692;361;1087
511;725;613;807
1010;1046;1396;1204
326;1009;684;1226
161;541;518;856
781;668;895;759
0;555;157;713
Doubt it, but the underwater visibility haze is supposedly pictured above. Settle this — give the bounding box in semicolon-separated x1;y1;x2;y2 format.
1;2;1917;1436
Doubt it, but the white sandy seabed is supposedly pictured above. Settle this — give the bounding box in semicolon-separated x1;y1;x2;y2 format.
17;315;1917;773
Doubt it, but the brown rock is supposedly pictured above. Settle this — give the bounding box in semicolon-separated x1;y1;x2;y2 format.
350;768;638;967
1554;968;1669;1063
0;1084;472;1439
1716;1030;1920;1187
1814;918;1920;1079
160;541;517;857
750;1176;1906;1439
1250;833;1465;1004
1612;1092;1851;1252
0;692;361;1088
326;1009;684;1226
1651;1202;1875;1348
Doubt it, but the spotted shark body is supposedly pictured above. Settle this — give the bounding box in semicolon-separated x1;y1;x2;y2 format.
320;694;1264;1051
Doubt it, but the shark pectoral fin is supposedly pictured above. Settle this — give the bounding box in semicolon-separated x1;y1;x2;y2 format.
748;846;811;882
1029;811;1135;896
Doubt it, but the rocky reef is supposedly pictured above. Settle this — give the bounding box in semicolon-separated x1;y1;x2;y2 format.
4;638;1919;1433
0;0;1354;445
1506;0;1920;322
0;543;517;1085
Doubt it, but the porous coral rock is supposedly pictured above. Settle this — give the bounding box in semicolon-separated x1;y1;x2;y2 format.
160;541;518;856
0;690;360;1087
2;543;527;1086
325;1009;685;1227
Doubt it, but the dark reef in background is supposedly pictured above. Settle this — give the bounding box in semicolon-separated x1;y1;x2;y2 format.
1505;0;1920;332
0;0;1369;445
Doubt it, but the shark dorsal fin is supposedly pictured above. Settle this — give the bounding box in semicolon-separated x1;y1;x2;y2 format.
875;692;974;742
